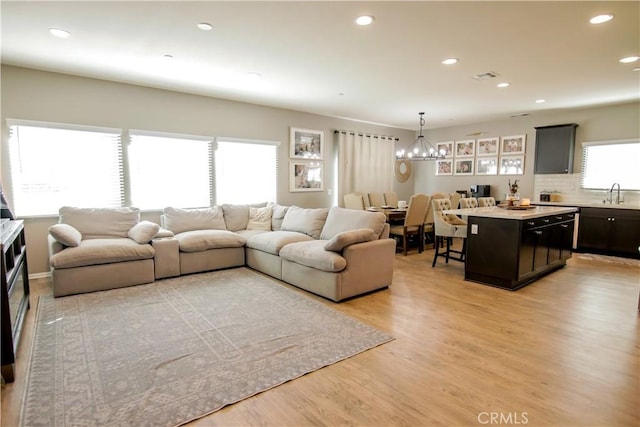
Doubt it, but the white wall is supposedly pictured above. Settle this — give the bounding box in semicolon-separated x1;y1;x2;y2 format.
410;102;640;201
1;65;415;273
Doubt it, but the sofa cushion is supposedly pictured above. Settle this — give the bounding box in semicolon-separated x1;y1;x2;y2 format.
235;229;269;239
268;203;289;231
163;206;226;234
59;206;140;239
49;224;82;247
247;206;273;231
127;221;160;244
245;230;313;255
281;206;328;239
324;228;377;252
279;240;347;272
175;230;246;253
320;206;386;240
50;238;155;269
221;204;250;232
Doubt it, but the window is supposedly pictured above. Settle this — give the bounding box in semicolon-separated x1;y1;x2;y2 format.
7;120;123;216
214;138;279;204
581;139;640;190
128;131;213;209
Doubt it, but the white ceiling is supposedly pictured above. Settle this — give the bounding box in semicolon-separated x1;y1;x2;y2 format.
2;1;639;130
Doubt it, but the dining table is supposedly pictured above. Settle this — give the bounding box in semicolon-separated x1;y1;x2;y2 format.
366;206;407;223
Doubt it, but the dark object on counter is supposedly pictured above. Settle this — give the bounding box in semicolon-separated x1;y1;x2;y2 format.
470;184;490;199
540;192;551;202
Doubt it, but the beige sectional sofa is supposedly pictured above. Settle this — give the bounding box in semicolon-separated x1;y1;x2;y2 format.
48;204;396;301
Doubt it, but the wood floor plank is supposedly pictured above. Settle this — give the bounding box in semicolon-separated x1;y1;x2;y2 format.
2;249;638;426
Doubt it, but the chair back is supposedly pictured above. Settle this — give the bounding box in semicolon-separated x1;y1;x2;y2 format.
459;197;478;209
384;192;399;208
368;192;385;208
448;192;462;209
425;192;446;225
478;197;496;207
432;198;467;237
404;193;430;227
343;193;365;210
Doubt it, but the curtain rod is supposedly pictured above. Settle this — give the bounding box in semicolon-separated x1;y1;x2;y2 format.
333;129;399;142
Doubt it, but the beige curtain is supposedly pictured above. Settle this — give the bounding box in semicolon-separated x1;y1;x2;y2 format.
336;131;395;206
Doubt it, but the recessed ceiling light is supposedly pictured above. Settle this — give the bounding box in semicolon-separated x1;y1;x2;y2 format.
355;15;374;26
535;99;546;103
442;58;459;65
197;22;213;31
590;14;614;24
497;82;510;88
619;56;640;63
49;28;71;38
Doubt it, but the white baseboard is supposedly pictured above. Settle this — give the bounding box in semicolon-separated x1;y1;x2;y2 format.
29;272;52;280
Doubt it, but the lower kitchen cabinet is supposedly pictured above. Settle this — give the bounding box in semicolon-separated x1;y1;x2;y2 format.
577;207;640;259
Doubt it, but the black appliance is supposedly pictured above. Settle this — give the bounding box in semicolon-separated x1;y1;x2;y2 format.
470;185;490;199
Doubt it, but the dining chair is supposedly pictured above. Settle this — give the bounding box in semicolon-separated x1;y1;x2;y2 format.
383;192;399;208
448;192;462;209
459;197;478;209
389;193;429;256
343;193;365;210
478;197;496;207
432;198;467;267
424;192;446;247
368;192;385;208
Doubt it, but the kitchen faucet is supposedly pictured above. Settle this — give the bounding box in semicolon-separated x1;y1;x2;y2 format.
608;182;621;204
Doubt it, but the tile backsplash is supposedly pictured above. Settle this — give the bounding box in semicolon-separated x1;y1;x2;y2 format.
534;174;640;206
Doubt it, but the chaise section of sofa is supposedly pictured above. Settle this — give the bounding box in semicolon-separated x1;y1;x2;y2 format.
48;207;158;297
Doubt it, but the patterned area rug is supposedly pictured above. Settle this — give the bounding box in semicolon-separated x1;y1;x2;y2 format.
21;268;393;427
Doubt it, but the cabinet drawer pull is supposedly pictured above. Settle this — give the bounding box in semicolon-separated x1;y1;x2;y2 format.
556;216;563;220
534;230;543;235
543;219;550;223
527;221;535;226
561;224;568;228
611;217;615;222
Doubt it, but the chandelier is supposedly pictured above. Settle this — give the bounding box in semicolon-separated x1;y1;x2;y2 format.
396;112;445;161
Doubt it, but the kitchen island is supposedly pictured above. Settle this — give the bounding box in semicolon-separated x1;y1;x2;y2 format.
444;206;578;290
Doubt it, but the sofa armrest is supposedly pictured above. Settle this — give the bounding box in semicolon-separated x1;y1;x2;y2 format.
152;237;180;279
342;238;396;284
48;234;65;258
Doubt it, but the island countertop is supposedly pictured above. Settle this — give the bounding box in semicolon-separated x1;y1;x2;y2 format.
444;205;578;220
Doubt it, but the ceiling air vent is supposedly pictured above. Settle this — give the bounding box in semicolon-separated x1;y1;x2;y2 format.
473;71;499;80
509;113;530;118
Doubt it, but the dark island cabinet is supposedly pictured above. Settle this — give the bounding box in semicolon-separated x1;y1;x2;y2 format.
1;220;30;383
466;212;575;290
577;207;640;259
534;123;578;174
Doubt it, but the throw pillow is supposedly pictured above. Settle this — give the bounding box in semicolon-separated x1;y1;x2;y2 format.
247;206;273;231
324;228;377;252
280;206;328;239
49;223;82;247
127;221;160;244
268;202;289;231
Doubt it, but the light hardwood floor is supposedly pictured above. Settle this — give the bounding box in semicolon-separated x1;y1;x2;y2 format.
2;248;639;427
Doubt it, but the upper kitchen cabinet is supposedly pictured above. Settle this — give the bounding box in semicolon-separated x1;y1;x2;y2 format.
534;123;578;174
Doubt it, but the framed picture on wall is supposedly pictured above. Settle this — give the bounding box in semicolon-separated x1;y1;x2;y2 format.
499;155;525;175
435;159;453;175
289;161;324;192
476;137;499;156
454;159;474;175
436;141;454;158
500;135;526;155
455;139;475;158
476;157;498;175
290;127;324;159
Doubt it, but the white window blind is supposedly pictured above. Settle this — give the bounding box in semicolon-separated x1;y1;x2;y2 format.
128;131;213;209
214;138;279;204
581;139;640;190
7;120;123;216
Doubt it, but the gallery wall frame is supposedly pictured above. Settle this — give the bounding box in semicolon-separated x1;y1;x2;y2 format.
290;127;324;159
289;160;324;192
455;139;475;158
436;159;453;175
454;158;474;176
500;135;526;155
499;155;525;175
436;141;454;158
476;157;498;175
476;137;499;156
